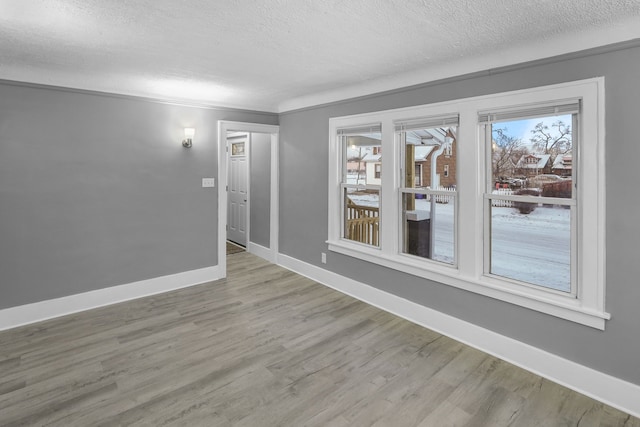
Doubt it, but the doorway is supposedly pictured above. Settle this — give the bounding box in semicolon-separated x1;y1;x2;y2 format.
217;121;279;279
227;132;248;247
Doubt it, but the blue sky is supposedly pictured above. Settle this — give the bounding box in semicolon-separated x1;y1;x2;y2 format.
492;114;572;149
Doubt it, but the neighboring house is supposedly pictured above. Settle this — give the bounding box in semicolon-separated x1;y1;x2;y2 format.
362;132;457;188
411;145;435;187
552;153;573;177
346;160;367;186
515;153;552;177
346;160;365;173
363;149;382;185
347;137;381;184
414;139;457;188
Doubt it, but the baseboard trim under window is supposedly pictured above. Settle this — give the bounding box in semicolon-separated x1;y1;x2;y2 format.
0;265;222;331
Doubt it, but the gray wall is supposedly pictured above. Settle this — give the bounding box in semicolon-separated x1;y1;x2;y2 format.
279;43;640;385
0;83;277;309
249;132;271;248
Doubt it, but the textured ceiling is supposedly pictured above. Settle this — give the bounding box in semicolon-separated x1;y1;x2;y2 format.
1;0;640;112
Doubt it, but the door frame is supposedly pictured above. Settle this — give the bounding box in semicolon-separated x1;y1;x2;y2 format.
217;121;279;278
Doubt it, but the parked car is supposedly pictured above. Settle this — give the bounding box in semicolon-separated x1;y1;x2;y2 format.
507;178;524;188
495;176;524;189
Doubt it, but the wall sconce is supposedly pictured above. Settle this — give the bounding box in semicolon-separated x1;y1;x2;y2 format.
182;128;195;148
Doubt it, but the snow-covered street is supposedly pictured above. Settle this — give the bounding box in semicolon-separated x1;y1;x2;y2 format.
489;205;570;292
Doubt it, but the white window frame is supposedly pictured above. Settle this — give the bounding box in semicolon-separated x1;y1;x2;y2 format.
396;116;459;267
328;78;608;329
481;103;579;297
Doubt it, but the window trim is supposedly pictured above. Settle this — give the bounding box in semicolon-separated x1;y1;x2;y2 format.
328;78;608;329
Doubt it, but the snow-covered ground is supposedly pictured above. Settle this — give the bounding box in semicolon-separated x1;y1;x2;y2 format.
347;192;379;207
490;205;570;292
348;194;571;292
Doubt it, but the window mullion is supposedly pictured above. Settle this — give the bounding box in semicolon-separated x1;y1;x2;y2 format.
483;122;493;282
456;109;482;279
379;120;397;255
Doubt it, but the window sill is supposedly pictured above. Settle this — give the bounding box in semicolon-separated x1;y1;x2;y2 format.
327;240;610;329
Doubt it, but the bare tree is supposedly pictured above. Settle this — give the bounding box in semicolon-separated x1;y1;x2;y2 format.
492;127;526;182
355;147;364;185
530;120;571;164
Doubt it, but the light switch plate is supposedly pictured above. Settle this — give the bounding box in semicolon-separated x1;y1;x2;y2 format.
202;178;215;188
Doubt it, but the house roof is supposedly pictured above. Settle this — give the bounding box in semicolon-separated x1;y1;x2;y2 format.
360;145;437;162
553;154;573;169
362;153;382;163
414;145;436;160
1;2;639;112
516;154;551;169
347;144;379;161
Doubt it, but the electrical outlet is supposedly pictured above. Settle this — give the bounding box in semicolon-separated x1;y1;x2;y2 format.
321;252;327;264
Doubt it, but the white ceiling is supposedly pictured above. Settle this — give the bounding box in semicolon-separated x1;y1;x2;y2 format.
1;0;640;113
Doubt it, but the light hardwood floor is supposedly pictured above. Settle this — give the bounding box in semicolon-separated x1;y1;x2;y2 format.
1;252;638;426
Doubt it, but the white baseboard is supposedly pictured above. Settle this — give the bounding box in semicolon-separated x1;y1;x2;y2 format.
0;265;222;331
248;242;277;263
277;254;640;418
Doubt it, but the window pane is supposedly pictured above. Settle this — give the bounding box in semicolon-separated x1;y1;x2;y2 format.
490;204;571;292
345;132;382;186
401;192;455;265
342;127;382;248
344;187;380;247
489;112;575;292
400;124;457;265
491;114;573;198
404;126;456;190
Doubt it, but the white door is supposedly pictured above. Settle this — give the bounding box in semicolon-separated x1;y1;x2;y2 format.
227;136;248;246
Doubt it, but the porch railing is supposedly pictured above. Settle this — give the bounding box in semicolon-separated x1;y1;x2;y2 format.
346;198;379;246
